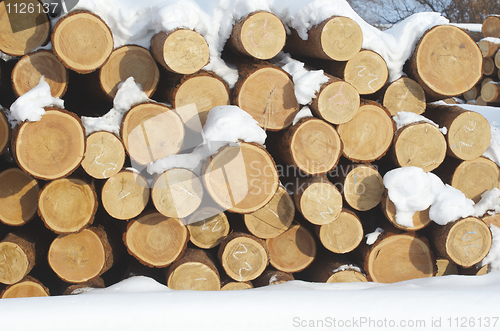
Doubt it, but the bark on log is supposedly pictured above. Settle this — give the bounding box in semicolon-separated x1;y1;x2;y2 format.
424;104;491;161
151;29;209;75
0;233;36;285
291;175;343;225
253;269;294;287
121;102;184;166
81;131;125;179
481;82;500;103
267;117;342;176
429;217;492;268
218;232;269;282
406;25;482;101
12;50;68;98
152;168;204;219
496;50;500;69
101;170;150;220
48;226;114;283
124;212;188;268
266;223;316;273
337;100;394;163
11;108;86;180
379;77;426;116
99;45;159;99
62;277;105;295
305;256;368;283
229;11;286;60
0;0;50;56
316;208;364;254
232;61;299;131
381;190;432;231
0;168;39;227
483;57;498;77
52;11;113;74
482;16;500;38
390;122;447;172
478;39;500;58
165;248;220;291
1;276;49;298
202;142;279;214
309;74;360;125
435;258;459;277
324;50;388;95
244;185;295;239
0;110;8;156
284;16;363;62
186;207;230;249
38;177;97;234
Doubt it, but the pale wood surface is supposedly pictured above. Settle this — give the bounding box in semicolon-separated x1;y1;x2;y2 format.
166;249;220;291
187;208;230;249
81;131;125;179
317;208;363;253
0;168;39;227
382;77;426;116
0;233;35;285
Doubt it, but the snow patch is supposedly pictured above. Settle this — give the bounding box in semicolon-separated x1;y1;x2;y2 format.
365;228;384;245
480;37;500;45
482;224;500;270
292;106;313;125
332;264;363;274
392;111;445;133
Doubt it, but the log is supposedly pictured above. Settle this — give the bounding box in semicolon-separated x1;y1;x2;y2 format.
12;50;68;98
482;16;500;38
155;70;230;130
463;85;481;101
360;228;436;283
267;117;342;176
218;232;269;282
253;269;294;287
48;226;114;283
232;61;299;131
309;75;360;125
380;77;426;116
38;177;97;234
11;108;86;180
381;190;432;231
99;45;159;99
406;25;482;101
429;217;492;268
151;29;209;75
337;100;394;163
62;277;105;295
476;96;488;106
390;122;447;172
202;142;279;214
220;279;253;290
165;248;220;291
324;50;388;95
305;256;368;283
152;168;203;219
435;258;458;277
0;110;8;156
496;50;500;69
52;11;113;74
482;77;495;88
229;11;286;60
0;168;39;227
481;82;500;103
186;207;230;249
291;175;343;225
483;57;498;77
1;276;49;298
0;0;50;56
424;104;491;161
478;39;500;58
459;264;491;276
316;208;364;254
121;102;184;166
101;170;150;220
124;212;188;268
0;233;36;285
244;185;295;239
284;16;363;61
482;214;500;228
81;131;126;179
266;223;316;273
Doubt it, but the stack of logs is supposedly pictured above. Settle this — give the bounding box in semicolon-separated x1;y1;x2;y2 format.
0;2;498;298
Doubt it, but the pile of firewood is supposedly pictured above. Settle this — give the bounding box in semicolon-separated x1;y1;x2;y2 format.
0;4;499;298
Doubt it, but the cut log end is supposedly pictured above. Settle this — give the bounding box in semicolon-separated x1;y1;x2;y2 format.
312;78;360;125
319;16;363;61
0;234;35;285
1;277;49;298
483;57;497;77
12;50;68;98
52;11;113;74
166;249;220;291
451;157;500;203
296;176;343;225
187;208;230;249
343;164;384;211
481;82;500;103
12;108;85;180
383;77;426;116
482;16;500;38
448;112;491;160
318;209;364;253
220;281;253;290
435;258;458;277
81;131;125;179
343;50;388;95
326;269;368;283
38;178;97;234
0;168;39;227
381;191;431;231
125;212;188;268
253;269;294;287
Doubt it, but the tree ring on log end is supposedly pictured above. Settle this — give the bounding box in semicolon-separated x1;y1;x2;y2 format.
239;12;286;60
321;16;363;61
220;236;268;281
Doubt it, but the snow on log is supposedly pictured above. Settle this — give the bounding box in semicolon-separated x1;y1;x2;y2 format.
304;256;368;283
478;39;500;58
229;11;286;60
379;77;426;116
52;11;113;74
165;248;220;291
62;277;105;295
38;177;97;234
406;25;482;101
124;212;188;268
482;16;500;38
284;16;363;62
186;207;230;249
0;168;39;227
12;50;68;98
1;276;49;299
425;103;491;161
11;108;85;180
482;82;500;104
244;185;295;239
0;233;36;285
315;208;364;254
0;1;50;56
81;131;126;179
151;29;209;75
253;269;294;287
381;190;432;231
